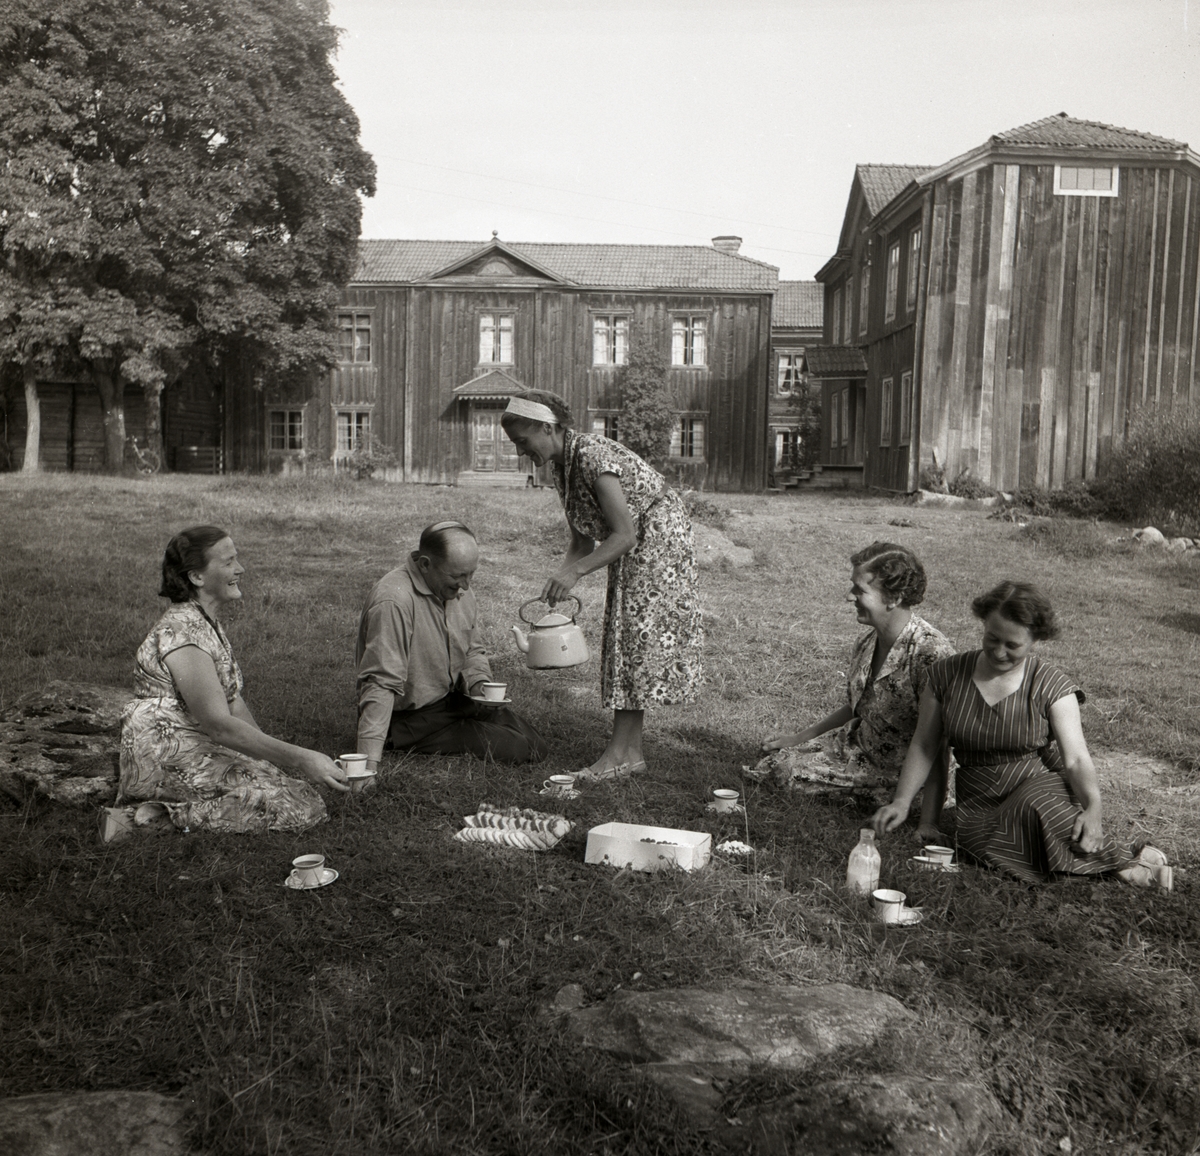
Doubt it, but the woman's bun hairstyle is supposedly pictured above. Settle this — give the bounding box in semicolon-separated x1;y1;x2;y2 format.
849;541;928;607
160;525;230;603
971;580;1059;641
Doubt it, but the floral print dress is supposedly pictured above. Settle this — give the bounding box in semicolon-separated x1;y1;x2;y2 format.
754;614;953;799
553;431;703;709
119;601;327;833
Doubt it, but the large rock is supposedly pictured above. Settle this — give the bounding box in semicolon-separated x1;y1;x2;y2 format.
0;682;130;807
0;1090;192;1156
726;1073;1003;1156
692;524;754;569
564;982;912;1124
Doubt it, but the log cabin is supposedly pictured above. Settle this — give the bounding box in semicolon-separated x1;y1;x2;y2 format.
316;234;778;490
808;114;1200;493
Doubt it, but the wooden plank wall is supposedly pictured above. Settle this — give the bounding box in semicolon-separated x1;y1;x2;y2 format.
5;382;146;471
920;161;1200;491
391;286;770;491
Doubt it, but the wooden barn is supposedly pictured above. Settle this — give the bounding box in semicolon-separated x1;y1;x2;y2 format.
810;114;1200;492
317;234;778;491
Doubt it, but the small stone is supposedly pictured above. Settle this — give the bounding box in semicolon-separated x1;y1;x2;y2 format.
551;983;586;1014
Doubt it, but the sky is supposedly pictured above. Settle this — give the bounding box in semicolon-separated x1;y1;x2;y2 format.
325;0;1200;281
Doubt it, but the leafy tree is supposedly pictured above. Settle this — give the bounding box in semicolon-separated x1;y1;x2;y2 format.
0;0;375;471
617;331;675;468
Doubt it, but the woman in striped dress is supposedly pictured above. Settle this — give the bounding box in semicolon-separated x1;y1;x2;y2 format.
872;581;1171;888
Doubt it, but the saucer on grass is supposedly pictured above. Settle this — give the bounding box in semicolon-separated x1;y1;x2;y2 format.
911;855;959;873
890;907;924;926
284;868;339;890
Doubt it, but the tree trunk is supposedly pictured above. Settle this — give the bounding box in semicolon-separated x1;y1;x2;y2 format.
143;380;165;471
92;362;126;472
22;363;41;473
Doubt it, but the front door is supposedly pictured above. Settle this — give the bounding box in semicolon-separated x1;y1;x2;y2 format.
471;405;521;472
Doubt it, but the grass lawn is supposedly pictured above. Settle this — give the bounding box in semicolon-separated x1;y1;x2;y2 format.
1;473;1198;1155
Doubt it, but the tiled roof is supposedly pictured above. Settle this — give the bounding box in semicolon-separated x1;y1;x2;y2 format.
991;113;1186;152
354;239;778;292
452;368;528;398
856;165;932;215
774;281;823;328
801;346;868;378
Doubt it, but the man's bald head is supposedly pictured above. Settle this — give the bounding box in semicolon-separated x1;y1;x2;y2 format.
415;520;479;601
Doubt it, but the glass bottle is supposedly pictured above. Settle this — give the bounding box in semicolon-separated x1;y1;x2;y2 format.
846;828;881;895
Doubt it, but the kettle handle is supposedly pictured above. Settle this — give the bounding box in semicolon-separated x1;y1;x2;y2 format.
518;595;582;624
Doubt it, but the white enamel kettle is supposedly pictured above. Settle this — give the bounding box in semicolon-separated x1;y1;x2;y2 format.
511;597;591;669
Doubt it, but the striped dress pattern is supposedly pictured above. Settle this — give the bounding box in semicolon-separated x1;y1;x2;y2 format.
929;652;1127;883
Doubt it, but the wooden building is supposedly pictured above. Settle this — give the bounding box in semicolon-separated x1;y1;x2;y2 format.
769;281;823;476
810;115;1200;492
318;234;778;491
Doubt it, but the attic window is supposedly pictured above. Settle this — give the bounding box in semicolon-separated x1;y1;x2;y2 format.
1054;165;1119;197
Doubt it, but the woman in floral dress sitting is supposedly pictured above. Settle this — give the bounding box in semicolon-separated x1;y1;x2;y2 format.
758;542;955;840
119;526;347;833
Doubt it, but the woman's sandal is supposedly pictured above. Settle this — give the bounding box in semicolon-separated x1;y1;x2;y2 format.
575;760;647;783
1118;845;1174;892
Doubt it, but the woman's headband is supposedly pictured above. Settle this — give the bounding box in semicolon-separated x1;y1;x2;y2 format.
504;396;560;425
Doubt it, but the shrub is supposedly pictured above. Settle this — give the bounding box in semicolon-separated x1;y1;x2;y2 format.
1005;482;1102;520
947;470;996;500
682;490;728;528
344;437;398;480
1092;409;1200;536
617;333;674;468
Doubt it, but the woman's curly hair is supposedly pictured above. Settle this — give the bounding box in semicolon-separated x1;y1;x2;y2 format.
849;541;928;607
159;526;229;603
971;580;1059;640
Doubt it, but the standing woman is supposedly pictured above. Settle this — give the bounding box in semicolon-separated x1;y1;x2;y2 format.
501;390;703;779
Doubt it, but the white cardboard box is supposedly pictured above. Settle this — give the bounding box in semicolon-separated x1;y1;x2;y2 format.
584;822;712;872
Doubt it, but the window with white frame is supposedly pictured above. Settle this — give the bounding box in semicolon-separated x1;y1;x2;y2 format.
670;415;705;458
591;413;620;441
592;315;629;366
830;392;840;448
479;313;514;364
880;376;894;446
337;312;371;363
831;288;843;345
268;409;304;451
843;279;853;342
858;259;870;335
777;351;804;395
885;242;900;323
335;409;371;455
1054;165;1119;197
907;228;921;311
775;428;800;468
899;370;913;444
671;316;707;366
840;389;849;446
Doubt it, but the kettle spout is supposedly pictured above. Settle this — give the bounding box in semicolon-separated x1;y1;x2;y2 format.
511;625;530;653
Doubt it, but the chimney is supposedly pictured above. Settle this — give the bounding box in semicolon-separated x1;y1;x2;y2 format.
711;235;742;255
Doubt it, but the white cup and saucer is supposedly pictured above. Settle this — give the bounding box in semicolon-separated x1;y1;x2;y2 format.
872;888;923;926
470;681;511;706
285;853;338;890
336;753;376;794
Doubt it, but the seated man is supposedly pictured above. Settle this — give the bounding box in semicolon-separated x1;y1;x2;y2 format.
356;520;548;768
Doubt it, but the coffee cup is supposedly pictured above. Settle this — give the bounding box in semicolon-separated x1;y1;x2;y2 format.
712;788;740;812
872;888;907;924
336;753;368;772
923;845;954;866
292;854;325;887
543;774;577;793
480;682;508;702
